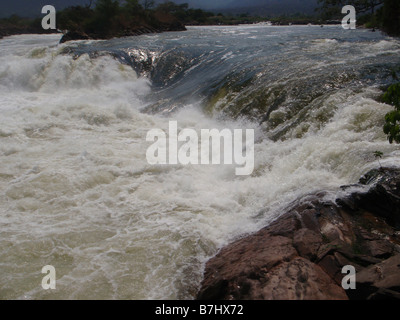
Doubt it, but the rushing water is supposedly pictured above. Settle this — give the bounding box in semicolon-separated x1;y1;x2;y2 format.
0;25;400;299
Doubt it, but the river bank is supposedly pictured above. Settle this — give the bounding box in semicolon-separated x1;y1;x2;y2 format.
0;22;58;40
0;22;186;43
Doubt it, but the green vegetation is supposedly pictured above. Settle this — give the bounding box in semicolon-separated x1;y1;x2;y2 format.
317;0;384;17
383;83;400;144
56;0;187;40
317;0;400;36
0;14;46;38
381;0;400;36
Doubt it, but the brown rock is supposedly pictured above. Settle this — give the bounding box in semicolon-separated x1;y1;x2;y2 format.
259;257;348;300
357;255;400;290
267;212;301;237
318;254;343;285
197;168;400;300
293;228;322;260
198;234;298;300
366;240;394;258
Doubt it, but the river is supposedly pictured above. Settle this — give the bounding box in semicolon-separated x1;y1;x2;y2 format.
0;25;399;299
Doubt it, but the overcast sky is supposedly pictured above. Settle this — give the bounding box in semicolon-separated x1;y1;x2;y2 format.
0;0;318;18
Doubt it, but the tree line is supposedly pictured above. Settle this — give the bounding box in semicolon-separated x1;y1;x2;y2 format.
317;0;399;36
1;0;399;40
56;0;189;39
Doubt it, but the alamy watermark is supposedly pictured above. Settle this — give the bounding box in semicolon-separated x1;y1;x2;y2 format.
341;265;356;290
41;265;56;290
342;5;357;30
146;121;255;176
41;5;56;30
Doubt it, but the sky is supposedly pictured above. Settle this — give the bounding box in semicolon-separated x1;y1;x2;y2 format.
0;0;318;18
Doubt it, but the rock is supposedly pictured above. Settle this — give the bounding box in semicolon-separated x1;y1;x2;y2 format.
353;255;400;299
59;23;186;43
197;168;400;300
345;168;400;228
293;228;322;261
59;19;186;43
366;240;394;258
256;257;347;300
59;31;90;44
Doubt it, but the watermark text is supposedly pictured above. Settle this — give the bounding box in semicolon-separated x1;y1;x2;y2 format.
146;121;255;176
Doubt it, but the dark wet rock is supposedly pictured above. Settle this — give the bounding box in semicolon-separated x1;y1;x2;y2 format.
59;21;186;43
197;167;400;300
351;255;400;299
59;31;90;43
293;228;322;261
350;168;400;229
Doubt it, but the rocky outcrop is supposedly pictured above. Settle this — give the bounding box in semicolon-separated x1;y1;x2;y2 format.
59;30;90;43
59;22;186;43
197;168;400;300
0;18;185;43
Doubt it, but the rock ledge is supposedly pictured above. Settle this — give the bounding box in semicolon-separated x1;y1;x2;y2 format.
197;168;400;300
